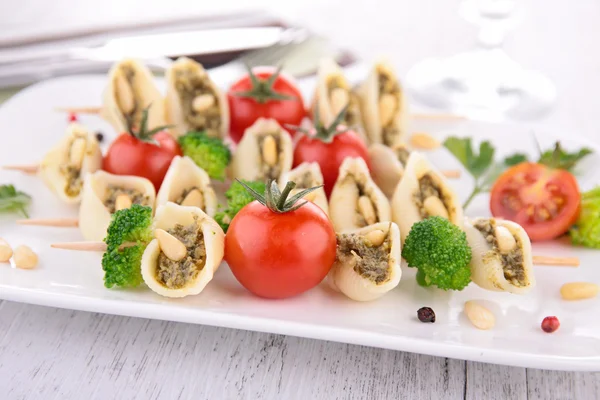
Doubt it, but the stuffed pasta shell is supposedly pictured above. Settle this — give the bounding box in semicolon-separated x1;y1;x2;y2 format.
101;59;165;134
464;217;535;294
38;123;102;203
156;156;217;217
141;202;224;298
357;60;408;147
391;151;463;243
279;162;329;216
329;157;391;232
79;170;156;241
368;143;411;198
311;58;366;141
165;57;229;138
230;118;293;182
328;222;402;301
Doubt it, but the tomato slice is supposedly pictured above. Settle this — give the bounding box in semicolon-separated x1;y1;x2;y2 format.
490;163;581;241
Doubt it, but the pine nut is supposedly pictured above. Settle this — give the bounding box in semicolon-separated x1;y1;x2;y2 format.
155;229;188;262
192;94;215;113
358;196;377;225
464;301;495;330
262;135;278;167
180;188;204;209
13;245;38;269
423;196;449;219
330;87;349;115
495;226;516;253
115;194;132;211
0;238;12;262
560;282;599;300
410;132;441;149
378;93;397;126
364;229;386;247
115;73;135;115
69;138;86;167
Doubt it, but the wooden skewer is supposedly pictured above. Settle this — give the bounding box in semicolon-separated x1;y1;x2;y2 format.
17;218;79;227
55;106;102;114
50;239;580;268
55;106;465;122
50;241;137;251
532;256;580;267
51;241;106;251
3;164;39;174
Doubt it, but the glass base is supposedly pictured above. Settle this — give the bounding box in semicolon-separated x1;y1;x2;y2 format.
406;48;556;121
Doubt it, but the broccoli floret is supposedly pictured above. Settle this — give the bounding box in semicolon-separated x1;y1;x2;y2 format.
401;216;472;290
178;131;231;180
101;204;154;288
214;180;266;232
570;187;600;248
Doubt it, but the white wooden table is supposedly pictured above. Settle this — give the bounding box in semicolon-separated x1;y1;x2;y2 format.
1;0;599;399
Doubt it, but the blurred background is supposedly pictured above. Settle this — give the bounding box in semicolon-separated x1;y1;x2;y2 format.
0;0;598;138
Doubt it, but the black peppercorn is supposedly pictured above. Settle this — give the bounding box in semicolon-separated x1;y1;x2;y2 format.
95;131;104;143
417;307;435;323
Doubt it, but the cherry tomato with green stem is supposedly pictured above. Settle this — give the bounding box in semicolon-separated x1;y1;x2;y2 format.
225;180;337;299
227;66;306;143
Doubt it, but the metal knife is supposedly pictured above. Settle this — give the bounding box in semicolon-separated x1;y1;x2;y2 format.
0;26;318;88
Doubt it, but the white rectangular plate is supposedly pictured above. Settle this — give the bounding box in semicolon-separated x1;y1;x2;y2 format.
1;73;599;371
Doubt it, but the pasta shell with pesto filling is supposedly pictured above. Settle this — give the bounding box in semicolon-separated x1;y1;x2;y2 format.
464;217;535;294
279;162;329;216
165;57;229;138
156;156;217;217
357;60;408;147
230;118;293;182
100;58;165;134
141;202;225;298
79;170;156;241
368;143;411;198
391;151;463;243
38;123;102;204
311;58;368;143
329;157;391;232
328;222;402;301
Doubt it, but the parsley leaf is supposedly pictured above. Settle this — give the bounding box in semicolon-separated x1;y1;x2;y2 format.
443;137;496;209
0;184;31;217
443;137;495;179
538;142;592;171
504;153;528;166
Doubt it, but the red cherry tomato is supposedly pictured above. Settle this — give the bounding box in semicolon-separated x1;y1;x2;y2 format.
103;131;182;190
490;163;581;241
293;128;370;197
227;67;306;143
225;201;337;299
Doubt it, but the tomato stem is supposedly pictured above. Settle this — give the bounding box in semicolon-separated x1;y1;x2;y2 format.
286;102;350;144
232;65;297;104
278;181;295;209
236;179;323;213
127;104;173;143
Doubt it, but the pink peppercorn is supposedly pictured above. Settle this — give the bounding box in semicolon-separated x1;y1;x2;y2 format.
541;316;560;333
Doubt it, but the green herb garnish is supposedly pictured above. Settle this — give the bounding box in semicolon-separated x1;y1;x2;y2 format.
444;137;593;210
0;184;31;217
443;137;496;209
